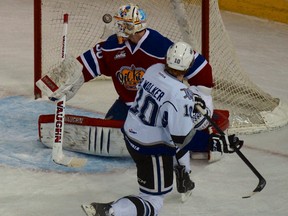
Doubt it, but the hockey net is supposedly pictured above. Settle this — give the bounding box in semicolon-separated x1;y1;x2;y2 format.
34;0;288;134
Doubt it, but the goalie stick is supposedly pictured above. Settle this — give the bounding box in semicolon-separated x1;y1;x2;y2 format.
51;13;87;168
196;105;266;198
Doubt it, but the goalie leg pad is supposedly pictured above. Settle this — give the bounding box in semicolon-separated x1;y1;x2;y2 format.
38;114;129;157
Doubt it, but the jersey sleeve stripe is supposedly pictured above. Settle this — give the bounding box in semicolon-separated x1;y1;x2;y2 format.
185;54;208;80
91;47;101;75
80;49;101;78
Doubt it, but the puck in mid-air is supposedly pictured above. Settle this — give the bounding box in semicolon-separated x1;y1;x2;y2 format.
102;14;113;23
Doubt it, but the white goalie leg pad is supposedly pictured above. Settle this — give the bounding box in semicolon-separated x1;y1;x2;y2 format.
190;151;224;163
39;115;129;157
174;148;191;173
40;123;129;157
190;152;208;160
36;56;84;101
208;150;224;163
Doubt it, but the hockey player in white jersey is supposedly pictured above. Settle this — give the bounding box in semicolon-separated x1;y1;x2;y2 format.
37;2;228;198
81;42;243;216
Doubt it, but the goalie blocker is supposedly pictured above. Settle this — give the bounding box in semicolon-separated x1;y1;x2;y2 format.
38;109;230;161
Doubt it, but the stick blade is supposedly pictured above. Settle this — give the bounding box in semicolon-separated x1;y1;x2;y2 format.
242;177;266;199
53;156;87;168
81;204;96;216
52;142;87;167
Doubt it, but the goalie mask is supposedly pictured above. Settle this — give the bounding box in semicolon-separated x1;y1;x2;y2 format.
114;3;147;43
166;42;195;72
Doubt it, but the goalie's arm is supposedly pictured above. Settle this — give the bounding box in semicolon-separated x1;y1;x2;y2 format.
36;56;84;101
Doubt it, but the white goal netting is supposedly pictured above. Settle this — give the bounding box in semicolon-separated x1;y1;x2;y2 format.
35;0;288;134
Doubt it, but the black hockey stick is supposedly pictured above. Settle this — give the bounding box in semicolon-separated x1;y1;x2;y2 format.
196;105;266;198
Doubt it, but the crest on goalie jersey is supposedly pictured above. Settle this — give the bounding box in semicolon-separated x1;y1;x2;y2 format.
116;64;145;90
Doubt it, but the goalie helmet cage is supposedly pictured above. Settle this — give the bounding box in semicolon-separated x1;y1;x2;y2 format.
34;0;288;134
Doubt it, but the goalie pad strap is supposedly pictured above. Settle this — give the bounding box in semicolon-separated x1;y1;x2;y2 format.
38;114;124;128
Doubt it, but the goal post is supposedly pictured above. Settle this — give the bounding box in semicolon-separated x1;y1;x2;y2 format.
34;0;42;99
34;0;288;134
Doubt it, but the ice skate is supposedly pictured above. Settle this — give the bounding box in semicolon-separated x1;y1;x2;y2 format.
174;165;195;202
81;202;114;216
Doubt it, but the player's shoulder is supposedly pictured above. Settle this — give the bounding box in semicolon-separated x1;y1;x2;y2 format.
145;64;187;94
145;28;172;46
191;51;208;69
100;34;125;50
146;63;165;74
162;74;192;102
145;63;172;83
141;29;173;57
146;28;169;39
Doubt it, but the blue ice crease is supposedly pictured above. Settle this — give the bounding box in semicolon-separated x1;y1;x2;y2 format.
0;96;133;173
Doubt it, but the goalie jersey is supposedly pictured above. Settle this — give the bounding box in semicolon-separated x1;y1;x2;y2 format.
123;63;211;155
77;29;213;104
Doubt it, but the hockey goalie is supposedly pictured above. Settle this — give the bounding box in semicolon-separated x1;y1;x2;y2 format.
36;3;230;161
36;56;229;161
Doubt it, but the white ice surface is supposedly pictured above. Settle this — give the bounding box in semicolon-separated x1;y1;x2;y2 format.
0;0;288;216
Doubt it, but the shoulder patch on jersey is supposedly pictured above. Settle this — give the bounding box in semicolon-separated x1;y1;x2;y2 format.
180;88;194;100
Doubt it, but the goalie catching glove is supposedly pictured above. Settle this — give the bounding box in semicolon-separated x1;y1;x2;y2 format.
209;134;244;154
36;56;84;102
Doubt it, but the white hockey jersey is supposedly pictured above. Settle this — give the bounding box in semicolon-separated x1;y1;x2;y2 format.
123;63;212;155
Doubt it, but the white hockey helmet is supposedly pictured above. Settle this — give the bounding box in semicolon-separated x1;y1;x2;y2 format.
166;42;195;71
114;3;147;38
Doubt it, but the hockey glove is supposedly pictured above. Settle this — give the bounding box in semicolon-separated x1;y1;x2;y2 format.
209;134;244;154
36;56;84;102
193;93;206;112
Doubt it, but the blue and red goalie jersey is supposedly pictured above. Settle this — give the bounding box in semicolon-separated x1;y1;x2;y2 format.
77;28;213;103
